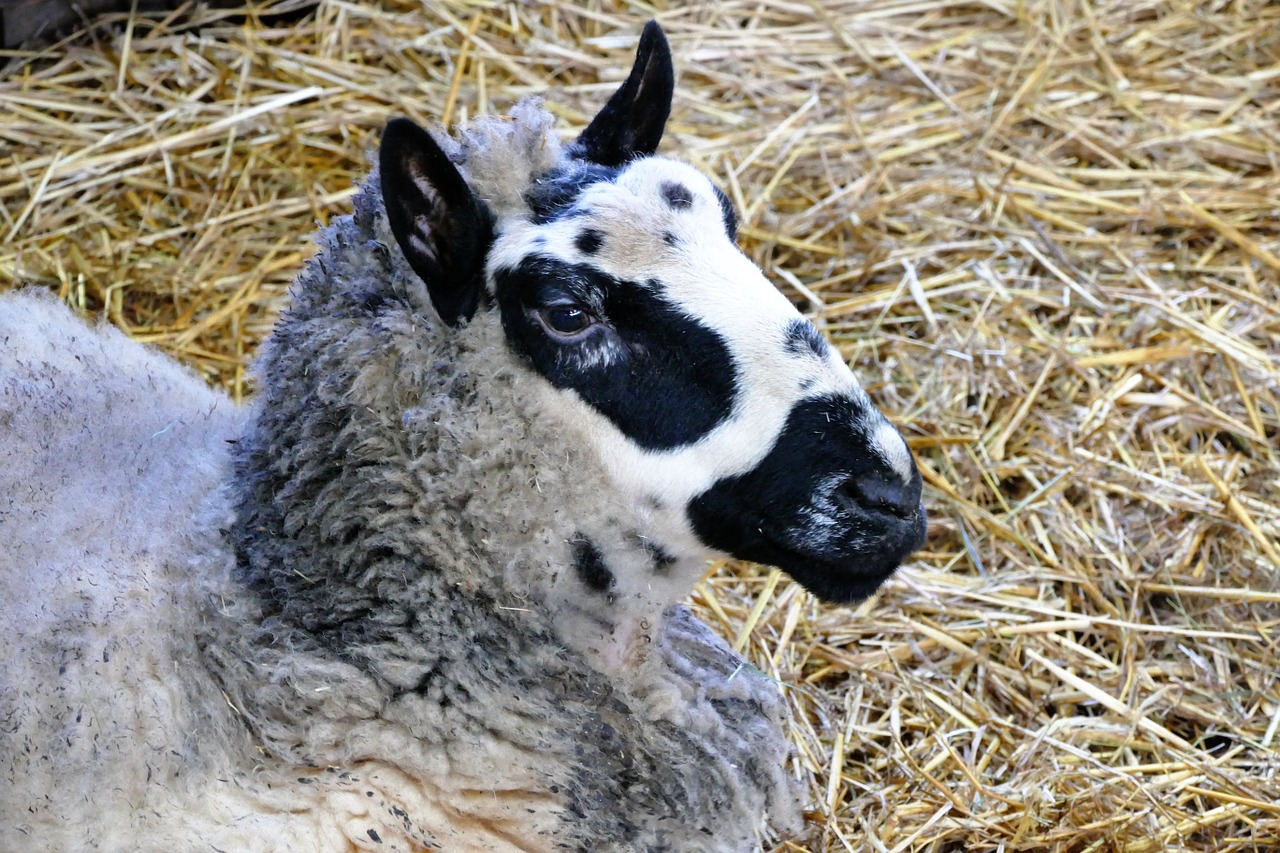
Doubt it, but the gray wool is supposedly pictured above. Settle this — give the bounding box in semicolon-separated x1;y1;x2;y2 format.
443;98;563;217
0;291;258;850
2;100;801;852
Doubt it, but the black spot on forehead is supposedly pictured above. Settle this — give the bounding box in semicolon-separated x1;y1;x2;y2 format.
784;318;830;359
661;181;693;209
494;255;737;450
576;228;605;255
525;162;621;224
713;186;739;240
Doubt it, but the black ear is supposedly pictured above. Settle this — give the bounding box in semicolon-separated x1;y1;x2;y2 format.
575;21;674;167
379;117;495;327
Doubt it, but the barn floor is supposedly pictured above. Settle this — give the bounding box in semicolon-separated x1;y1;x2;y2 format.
1;1;1278;850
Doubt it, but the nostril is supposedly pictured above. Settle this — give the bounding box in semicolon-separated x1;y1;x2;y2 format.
836;473;918;520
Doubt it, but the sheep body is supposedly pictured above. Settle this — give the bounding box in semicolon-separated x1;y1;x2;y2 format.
0;111;799;849
0;291;257;849
206;148;801;848
2;29;925;846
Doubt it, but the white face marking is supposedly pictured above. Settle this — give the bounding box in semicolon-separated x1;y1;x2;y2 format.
487;156;914;562
782;473;845;551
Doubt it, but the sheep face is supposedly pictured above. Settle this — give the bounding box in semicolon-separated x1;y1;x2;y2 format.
381;22;925;607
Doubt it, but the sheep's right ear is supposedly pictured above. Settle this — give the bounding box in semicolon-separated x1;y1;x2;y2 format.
380;117;494;327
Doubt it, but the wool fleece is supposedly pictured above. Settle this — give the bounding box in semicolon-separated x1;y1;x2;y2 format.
0;101;801;853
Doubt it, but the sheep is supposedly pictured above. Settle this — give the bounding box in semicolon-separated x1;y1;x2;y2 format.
0;21;925;853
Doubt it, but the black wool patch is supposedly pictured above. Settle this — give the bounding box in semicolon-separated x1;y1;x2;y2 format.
572;536;614;594
661;181;694;209
632;534;677;574
576;228;605;255
783;318;829;359
525;162;620;224
494;255;737;450
647;542;677;573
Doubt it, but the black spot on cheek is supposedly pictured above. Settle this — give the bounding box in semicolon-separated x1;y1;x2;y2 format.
661;181;693;209
784;318;830;359
575;228;604;255
572;535;614;595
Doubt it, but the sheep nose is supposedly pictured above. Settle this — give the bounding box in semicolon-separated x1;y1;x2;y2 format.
835;471;920;520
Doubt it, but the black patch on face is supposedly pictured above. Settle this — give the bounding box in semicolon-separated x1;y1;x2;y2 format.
784;318;829;359
572;536;614;595
713;186;739;240
494;255;737;450
526;162;620;224
576;228;605;255
688;395;925;605
661;180;693;209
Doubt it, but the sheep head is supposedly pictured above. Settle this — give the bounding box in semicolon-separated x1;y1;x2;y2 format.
375;20;926;618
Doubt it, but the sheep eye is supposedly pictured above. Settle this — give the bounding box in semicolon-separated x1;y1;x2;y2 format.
537;304;593;338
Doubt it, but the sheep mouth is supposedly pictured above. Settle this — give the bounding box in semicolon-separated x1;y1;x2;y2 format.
688;491;926;605
755;508;926;605
686;394;928;605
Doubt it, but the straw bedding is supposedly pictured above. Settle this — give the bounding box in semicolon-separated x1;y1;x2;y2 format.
1;1;1277;850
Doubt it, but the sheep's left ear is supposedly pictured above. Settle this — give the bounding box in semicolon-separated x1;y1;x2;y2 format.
380;117;494;327
575;20;674;167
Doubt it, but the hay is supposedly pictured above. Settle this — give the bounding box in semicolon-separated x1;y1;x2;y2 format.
2;1;1277;849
